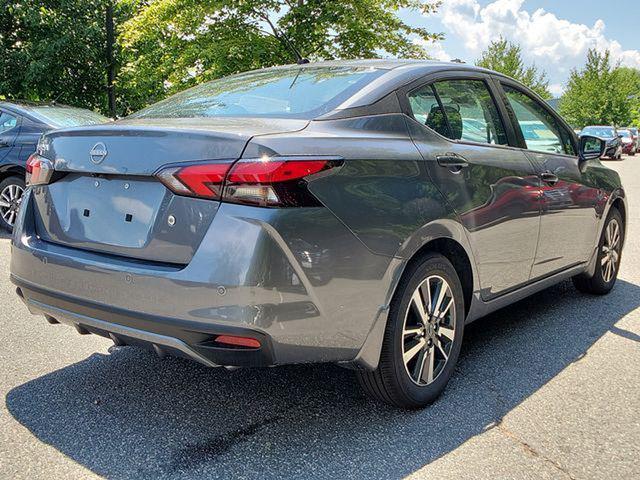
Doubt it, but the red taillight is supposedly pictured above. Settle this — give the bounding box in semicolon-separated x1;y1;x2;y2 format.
226;160;329;184
156;163;231;200
214;335;261;349
156;157;342;207
26;154;55;186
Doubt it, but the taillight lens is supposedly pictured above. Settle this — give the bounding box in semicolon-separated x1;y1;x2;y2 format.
26;154;55;186
156;157;342;207
156;163;231;200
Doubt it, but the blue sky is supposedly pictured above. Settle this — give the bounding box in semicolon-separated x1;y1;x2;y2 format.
399;0;640;96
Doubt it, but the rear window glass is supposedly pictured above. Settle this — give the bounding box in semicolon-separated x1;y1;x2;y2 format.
129;67;384;119
581;126;615;137
29;107;108;127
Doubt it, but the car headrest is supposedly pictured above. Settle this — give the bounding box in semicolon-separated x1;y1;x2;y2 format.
426;104;463;140
426;104;449;138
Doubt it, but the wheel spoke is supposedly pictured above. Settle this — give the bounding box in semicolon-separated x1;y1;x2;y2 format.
421;346;435;384
8;211;15;225
410;289;428;324
438;297;454;321
414;348;426;380
403;327;422;337
403;338;426;364
432;281;449;318
439;325;455;341
435;337;449;361
0;200;9;209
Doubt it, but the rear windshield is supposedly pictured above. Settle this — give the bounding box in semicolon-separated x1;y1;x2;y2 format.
129;66;384;119
582;126;615;137
29;106;108;127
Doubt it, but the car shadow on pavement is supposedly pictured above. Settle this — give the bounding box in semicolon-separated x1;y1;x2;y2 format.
6;279;640;479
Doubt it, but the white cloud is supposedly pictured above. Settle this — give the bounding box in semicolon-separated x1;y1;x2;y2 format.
437;0;640;89
549;83;564;97
413;37;453;62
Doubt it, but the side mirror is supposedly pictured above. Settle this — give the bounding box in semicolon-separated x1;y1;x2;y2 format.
579;135;605;161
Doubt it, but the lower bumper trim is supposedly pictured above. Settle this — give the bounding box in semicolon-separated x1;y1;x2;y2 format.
27;298;220;368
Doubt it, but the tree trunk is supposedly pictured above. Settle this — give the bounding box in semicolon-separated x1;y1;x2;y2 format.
106;3;116;118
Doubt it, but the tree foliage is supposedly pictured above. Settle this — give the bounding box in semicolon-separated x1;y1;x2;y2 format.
559;49;640;128
117;0;442;113
0;0;141;112
475;37;551;100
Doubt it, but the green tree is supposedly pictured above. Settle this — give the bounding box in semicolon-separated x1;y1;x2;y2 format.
559;49;640;128
475;37;551;99
0;0;139;113
117;0;443;113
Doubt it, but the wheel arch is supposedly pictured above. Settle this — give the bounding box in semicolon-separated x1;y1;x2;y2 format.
348;223;478;371
0;164;26;182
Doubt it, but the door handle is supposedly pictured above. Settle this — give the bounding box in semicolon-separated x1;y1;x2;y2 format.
436;154;469;173
540;171;559;185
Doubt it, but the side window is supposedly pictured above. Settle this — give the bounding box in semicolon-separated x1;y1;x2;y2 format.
0;111;18;134
434;80;507;145
502;85;575;155
408;79;508;146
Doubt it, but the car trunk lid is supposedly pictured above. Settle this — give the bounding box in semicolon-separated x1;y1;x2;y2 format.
32;117;308;264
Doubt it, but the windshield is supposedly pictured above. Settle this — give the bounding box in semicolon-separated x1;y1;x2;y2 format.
129;66;385;119
619;130;631;137
29;106;108;127
581;126;615;138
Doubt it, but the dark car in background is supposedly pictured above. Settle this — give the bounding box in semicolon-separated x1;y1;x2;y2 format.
579;125;622;160
623;127;638;153
11;61;626;408
618;129;635;156
0;101;108;230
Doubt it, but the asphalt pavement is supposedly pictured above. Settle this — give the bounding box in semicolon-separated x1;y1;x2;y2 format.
1;156;638;479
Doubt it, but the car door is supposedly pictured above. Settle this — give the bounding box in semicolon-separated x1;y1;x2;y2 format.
0;110;20;162
496;80;600;278
402;74;541;299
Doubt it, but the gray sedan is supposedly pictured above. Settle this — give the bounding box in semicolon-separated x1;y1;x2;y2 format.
11;60;626;408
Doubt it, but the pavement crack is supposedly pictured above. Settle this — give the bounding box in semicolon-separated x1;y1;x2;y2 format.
496;422;577;480
170;415;283;472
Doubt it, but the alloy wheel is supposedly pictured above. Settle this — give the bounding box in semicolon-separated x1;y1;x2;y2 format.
0;183;24;227
601;218;621;283
402;275;456;386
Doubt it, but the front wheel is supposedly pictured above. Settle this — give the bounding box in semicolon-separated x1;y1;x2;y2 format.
573;209;624;295
0;176;25;232
357;253;465;408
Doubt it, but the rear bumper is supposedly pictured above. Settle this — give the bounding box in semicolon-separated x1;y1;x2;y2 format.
13;276;275;367
11;189;395;368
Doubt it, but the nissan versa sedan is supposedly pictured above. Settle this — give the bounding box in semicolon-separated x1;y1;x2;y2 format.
0;101;108;231
11;60;626;408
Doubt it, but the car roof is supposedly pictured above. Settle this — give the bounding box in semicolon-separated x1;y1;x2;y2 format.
257;59;507;113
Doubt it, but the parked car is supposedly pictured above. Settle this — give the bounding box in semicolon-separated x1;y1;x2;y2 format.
579;125;622;160
618;129;635;156
11;61;626;409
623;127;639;153
0;101;108;231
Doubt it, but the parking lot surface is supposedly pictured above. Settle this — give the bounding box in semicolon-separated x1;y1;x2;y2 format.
1;156;639;479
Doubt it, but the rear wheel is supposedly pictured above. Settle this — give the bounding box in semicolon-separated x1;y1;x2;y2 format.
0;176;25;232
573;209;624;295
358;253;465;408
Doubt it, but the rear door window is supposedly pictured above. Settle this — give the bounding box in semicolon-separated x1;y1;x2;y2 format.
0;111;18;133
408;79;508;146
502;85;576;155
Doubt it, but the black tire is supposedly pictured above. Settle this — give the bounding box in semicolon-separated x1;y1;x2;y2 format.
0;176;26;232
573;208;624;295
357;253;465;408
